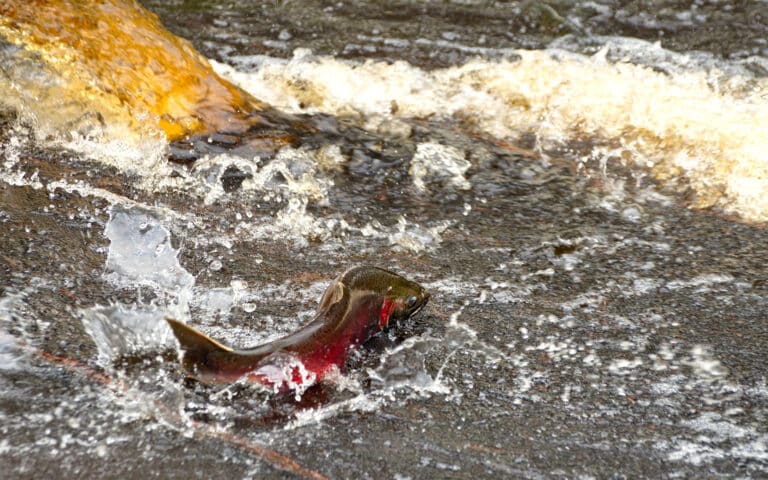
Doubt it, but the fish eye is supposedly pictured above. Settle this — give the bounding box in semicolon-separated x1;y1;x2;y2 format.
406;295;418;308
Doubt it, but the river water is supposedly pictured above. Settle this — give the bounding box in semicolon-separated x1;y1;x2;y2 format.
1;1;768;478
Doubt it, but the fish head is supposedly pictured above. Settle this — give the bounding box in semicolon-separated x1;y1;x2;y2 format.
385;279;430;322
341;266;430;330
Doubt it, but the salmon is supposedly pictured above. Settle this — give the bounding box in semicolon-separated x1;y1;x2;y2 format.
166;266;429;388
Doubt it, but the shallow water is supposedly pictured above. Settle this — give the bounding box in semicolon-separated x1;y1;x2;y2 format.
2;1;768;478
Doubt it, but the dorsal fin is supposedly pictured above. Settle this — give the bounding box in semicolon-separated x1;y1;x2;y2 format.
316;279;346;313
166;318;233;373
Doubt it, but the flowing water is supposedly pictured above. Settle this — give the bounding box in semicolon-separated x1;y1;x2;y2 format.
1;1;768;478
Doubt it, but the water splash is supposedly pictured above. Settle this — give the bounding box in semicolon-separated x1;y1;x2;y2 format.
79;304;174;367
80;205;195;366
251;352;321;401
104;205;194;294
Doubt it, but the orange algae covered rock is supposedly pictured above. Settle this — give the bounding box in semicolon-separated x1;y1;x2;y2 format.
0;0;262;140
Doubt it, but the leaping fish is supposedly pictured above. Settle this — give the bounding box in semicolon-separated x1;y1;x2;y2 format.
166;266;429;389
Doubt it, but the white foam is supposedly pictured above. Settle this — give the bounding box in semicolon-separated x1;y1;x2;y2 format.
684;345;729;381
607;358;643;375
0;331;23;371
287;392;382;429
0;282;50;345
409;142;470;191
245;147;331;203
251;352;319;401
682;412;751;440
361;216;451;253
423;277;479;298
731;439;768;463
214;41;768;222
666;274;734;291
59;133;169;185
665;440;725;466
664;412;768;468
287;338;451;429
629;277;661;296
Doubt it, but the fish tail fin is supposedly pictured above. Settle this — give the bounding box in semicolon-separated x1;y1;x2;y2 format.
166;318;234;376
